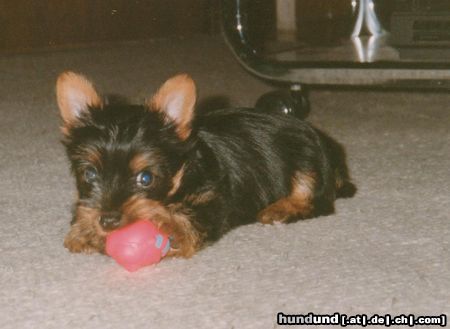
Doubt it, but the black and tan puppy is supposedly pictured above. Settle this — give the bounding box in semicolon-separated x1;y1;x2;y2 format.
56;72;355;257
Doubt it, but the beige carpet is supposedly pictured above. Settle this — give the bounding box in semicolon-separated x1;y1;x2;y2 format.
0;35;449;328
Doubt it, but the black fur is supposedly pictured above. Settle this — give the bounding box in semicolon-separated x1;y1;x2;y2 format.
63;101;355;246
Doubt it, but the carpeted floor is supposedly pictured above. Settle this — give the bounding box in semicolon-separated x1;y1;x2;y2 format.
0;35;449;329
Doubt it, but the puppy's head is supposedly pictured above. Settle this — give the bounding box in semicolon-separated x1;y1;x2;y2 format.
56;72;196;233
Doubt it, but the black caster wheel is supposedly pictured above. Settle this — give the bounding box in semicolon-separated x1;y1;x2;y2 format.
255;86;310;119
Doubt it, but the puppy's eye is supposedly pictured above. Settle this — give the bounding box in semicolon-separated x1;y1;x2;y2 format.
136;170;153;187
84;166;98;183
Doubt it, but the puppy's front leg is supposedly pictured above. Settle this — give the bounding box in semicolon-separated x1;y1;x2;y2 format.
64;217;106;254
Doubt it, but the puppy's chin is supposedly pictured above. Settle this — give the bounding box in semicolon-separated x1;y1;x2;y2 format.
98;224;121;235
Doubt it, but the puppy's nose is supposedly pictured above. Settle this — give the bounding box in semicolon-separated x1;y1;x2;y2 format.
99;212;121;230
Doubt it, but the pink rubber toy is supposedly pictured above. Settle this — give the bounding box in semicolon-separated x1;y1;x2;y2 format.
105;220;170;272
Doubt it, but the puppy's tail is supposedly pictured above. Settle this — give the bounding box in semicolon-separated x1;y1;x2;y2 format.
336;176;357;198
315;128;357;199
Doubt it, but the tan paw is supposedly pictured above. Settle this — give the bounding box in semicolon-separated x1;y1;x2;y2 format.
63;234;98;254
257;207;292;224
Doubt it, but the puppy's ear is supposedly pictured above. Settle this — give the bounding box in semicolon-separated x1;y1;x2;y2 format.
148;74;196;140
56;71;102;128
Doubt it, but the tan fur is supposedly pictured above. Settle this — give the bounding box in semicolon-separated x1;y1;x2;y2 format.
148;74;196;140
66;195;203;258
168;164;185;197
184;190;217;206
72;145;103;169
257;172;316;224
56;71;102;129
121;195;202;258
129;153;151;174
64;206;105;254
